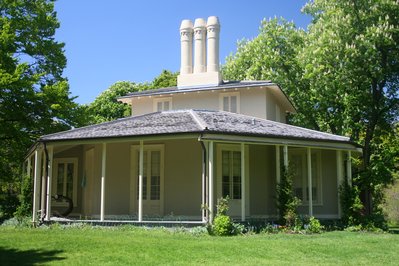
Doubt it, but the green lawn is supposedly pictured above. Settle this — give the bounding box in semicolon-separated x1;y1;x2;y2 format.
1;225;398;265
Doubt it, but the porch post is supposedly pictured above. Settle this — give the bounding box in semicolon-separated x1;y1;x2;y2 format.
27;155;31;178
45;146;53;221
32;149;42;224
208;141;214;223
276;145;281;184
307;148;313;217
346;151;352;186
100;143;107;221
336;150;343;218
201;142;206;223
241;143;246;222
138;140;144;222
40;153;46;216
283;145;288;170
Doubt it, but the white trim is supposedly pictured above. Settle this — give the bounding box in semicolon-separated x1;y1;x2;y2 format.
241;143;245;222
138;141;144;222
153;97;172;112
45;146;53;221
52;157;78;208
216;143;250;218
219;91;240;113
201;133;360;152
307;147;313;216
32;150;42;223
208;141;214;223
100;143;106;221
131;143;165;219
283;145;289;170
289;148;323;206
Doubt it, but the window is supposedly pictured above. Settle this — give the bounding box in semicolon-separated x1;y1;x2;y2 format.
221;150;242;200
289;150;322;205
53;158;78;207
153;97;172;112
135;148;163;201
219;92;240;113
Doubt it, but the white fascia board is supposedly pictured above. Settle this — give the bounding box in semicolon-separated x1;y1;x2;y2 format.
200;133;361;152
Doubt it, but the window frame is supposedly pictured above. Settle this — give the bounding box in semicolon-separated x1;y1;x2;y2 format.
153;97;172;112
130;144;165;214
289;149;323;206
52;158;78;207
219;92;240;113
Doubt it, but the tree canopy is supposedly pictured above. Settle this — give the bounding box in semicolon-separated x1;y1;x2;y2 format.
223;0;399;217
0;0;83;220
85;70;177;125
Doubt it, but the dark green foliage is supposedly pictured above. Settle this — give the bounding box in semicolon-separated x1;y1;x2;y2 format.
85;70;178;125
1;0;84;220
14;175;33;220
0;192;19;223
339;181;364;226
276;167;301;226
223;0;399;225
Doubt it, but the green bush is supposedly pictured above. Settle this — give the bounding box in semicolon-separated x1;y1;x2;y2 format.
14;175;33;221
276;166;301;226
306;216;324;233
213;215;233;236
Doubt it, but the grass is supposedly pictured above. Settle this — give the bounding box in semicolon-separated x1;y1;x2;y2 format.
1;225;399;265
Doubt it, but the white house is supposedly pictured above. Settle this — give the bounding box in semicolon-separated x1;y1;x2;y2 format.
27;16;361;225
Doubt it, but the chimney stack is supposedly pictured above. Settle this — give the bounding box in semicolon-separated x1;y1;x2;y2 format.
179;20;194;75
177;16;222;89
206;16;220;73
193;18;207;73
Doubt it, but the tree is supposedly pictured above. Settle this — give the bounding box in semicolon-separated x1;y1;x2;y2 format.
86;81;149;125
0;0;82;220
86;70;177;124
223;0;399;221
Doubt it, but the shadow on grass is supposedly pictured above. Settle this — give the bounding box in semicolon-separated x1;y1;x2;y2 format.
0;247;65;266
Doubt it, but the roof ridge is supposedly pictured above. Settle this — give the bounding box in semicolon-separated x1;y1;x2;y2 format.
189;110;208;130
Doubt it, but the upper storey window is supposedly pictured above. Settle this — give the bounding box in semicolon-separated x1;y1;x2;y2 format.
153;97;172;112
219;92;240;113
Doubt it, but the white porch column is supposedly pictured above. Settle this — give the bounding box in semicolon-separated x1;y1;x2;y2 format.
201;142;206;222
40;154;46;215
208;141;214;223
336;150;344;218
307;148;313;217
27;155;31;178
100;143;107;221
276;145;281;184
241;143;246;222
283;145;289;170
346;151;352;186
138;141;144;222
45;146;53;221
32;149;42;223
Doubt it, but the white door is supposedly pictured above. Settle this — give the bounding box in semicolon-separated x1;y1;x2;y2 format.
131;145;164;216
217;144;249;217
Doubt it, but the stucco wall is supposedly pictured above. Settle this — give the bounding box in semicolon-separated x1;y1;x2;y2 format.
249;145;277;216
130;87;289;122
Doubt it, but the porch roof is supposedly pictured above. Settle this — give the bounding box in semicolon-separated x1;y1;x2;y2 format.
40;109;356;146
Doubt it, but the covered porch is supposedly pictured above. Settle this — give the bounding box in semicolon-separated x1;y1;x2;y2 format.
26;110;360;225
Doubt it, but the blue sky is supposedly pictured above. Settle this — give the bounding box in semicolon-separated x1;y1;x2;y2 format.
54;0;311;104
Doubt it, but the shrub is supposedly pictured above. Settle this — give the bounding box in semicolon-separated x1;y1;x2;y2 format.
213;215;233;236
14;175;33;221
306;216;324;233
339;181;363;226
276;166;301;226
